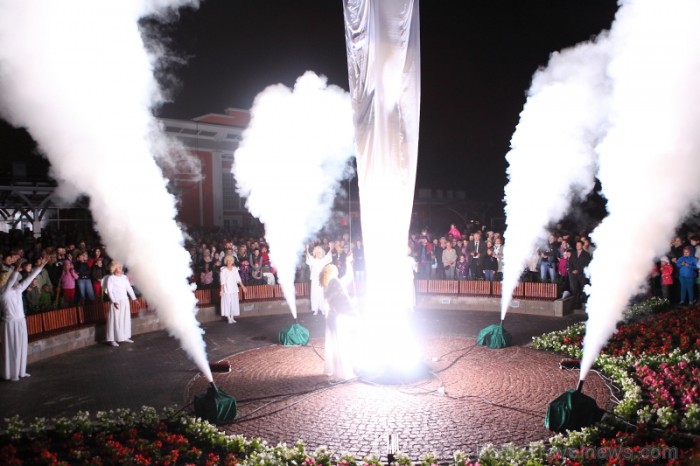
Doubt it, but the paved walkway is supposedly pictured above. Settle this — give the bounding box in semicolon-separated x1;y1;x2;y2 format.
0;309;609;461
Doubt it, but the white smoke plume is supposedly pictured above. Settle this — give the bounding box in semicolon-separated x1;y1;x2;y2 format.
0;0;213;381
233;71;355;319
500;38;612;318
580;0;700;378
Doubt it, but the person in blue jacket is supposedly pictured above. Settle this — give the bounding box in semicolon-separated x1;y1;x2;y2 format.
675;246;698;304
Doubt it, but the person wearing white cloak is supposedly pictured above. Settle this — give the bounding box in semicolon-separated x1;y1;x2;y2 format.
320;255;357;381
105;261;137;347
306;242;333;315
220;255;247;323
1;257;47;381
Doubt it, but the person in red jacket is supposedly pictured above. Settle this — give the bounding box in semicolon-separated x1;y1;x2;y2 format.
659;256;674;301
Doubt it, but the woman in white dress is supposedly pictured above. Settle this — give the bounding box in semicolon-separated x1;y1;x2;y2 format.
306;243;333;315
1;257;47;381
220;255;247;323
105;261;137;347
320;258;356;381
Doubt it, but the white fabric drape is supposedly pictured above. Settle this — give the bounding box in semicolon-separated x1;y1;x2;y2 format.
343;0;421;303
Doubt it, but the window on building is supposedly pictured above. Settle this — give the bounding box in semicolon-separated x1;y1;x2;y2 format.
222;172;242;210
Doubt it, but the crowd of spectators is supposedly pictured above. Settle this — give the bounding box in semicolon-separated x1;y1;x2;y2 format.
2;220;699;316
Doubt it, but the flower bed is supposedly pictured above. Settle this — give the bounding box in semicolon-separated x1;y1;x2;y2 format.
531;300;700;464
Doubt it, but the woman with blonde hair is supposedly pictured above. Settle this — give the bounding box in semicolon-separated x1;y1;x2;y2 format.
104;261;137;347
220;255;246;324
320;256;356;381
305;242;333;315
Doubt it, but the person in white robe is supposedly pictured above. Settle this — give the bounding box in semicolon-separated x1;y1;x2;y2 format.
320;256;357;381
1;257;47;381
306;243;333;315
104;261;137;347
220;255;247;323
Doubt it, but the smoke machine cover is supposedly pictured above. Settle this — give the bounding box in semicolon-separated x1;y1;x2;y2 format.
193;383;237;425
545;388;604;432
477;322;512;349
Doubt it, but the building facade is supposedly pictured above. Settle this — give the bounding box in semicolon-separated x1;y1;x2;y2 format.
161;108;257;230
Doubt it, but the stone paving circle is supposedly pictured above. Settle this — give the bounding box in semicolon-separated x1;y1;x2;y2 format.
185;335;611;462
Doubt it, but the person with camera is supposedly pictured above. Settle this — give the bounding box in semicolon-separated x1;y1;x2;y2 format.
537;234;560;283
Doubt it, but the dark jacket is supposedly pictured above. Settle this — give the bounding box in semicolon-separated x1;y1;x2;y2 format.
567;249;591;274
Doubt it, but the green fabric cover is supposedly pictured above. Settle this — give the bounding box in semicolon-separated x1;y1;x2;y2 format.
476;322;512;349
193;384;237;425
545;389;604;432
278;322;310;346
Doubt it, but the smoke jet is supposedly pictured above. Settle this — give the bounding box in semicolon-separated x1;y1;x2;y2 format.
503;0;700;382
0;0;213;381
580;0;700;379
233;71;355;318
500;37;611;318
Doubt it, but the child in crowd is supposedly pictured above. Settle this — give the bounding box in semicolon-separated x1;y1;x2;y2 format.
659;256;674;301
456;254;468;280
58;260;78;306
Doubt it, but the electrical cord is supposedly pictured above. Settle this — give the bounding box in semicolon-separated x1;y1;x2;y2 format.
235;378;356;424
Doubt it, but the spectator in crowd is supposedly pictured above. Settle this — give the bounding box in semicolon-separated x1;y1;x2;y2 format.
87;247;103;268
1;250;20;274
23;278;42;314
675;246;698;305
456;254;469;280
91;257;108;301
47;252;62;288
415;236;432;279
567;240;592;310
19;261;33;280
447;223;462;241
669;236;686;262
248;264;267;285
558;247;571;297
220;255;247;323
442;241;457;279
238;244;250;266
659;256;674;301
433;237;446;279
33;256;53;296
482;247;499;281
38;284;53;312
201;249;213;270
690;236;700;261
493;236;504;280
1;257;47;381
199;262;214;289
104;261;138;347
238;254;251;285
74;251;95;304
467;231;487;279
537;234;560;283
58;260;78;306
260;244;272;271
306;243;333;316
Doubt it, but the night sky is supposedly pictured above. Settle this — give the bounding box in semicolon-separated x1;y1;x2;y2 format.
1;0;619;205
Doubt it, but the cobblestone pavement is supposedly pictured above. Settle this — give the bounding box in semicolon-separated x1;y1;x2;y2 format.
187;335;609;462
0;309;608;461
